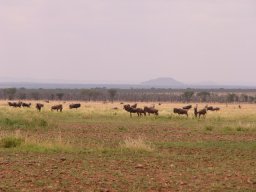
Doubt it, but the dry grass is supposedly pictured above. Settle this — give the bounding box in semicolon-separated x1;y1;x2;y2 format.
121;137;154;152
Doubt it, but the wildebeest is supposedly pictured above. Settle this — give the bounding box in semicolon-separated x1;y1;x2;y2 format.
22;102;31;108
69;103;81;109
206;105;220;111
144;106;159;116
51;104;63;112
8;101;22;108
212;107;220;111
194;106;207;118
131;103;137;108
173;108;188;117
182;105;192;110
123;104;145;117
36;103;44;112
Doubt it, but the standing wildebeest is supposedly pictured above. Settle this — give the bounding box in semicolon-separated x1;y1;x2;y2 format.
173;108;188;117
69;103;81;109
144;106;159;116
131;103;137;108
182;105;192;110
123;104;145;117
194;106;207;118
36;103;44;112
22;102;31;108
51;104;63;112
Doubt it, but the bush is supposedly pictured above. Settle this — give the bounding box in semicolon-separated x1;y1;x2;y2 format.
0;137;24;148
205;126;214;131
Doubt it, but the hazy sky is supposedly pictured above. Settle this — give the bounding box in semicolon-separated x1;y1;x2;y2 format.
1;0;256;85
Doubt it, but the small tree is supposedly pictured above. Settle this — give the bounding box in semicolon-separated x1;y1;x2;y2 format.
31;92;39;100
182;90;194;102
226;93;238;103
108;89;117;102
3;88;17;100
197;91;210;102
56;93;64;100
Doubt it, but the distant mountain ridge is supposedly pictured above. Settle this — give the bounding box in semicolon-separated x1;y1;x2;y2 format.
0;77;256;89
141;77;185;88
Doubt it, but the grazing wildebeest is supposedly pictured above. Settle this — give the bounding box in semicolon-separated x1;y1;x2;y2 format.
173;108;188;117
123;104;145;117
144;106;159;116
22;102;31;108
212;107;220;111
8;102;15;107
36;103;44;112
206;105;220;111
194;106;207;118
8;101;22;108
69;103;81;109
182;105;192;110
206;106;214;111
112;107;119;110
51;104;63;112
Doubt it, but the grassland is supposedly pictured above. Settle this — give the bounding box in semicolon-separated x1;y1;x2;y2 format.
0;101;256;192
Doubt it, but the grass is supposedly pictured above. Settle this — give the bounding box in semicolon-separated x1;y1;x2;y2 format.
121;137;154;152
0;101;256;191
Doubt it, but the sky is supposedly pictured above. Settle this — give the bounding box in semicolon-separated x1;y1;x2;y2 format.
0;0;256;85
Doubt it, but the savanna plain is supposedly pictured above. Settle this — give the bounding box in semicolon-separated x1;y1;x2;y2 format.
0;101;256;192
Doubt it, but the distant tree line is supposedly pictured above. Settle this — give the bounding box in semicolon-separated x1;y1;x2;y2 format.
0;88;256;103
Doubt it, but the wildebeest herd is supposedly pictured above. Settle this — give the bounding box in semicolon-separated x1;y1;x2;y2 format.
174;104;220;118
8;101;81;112
7;101;221;118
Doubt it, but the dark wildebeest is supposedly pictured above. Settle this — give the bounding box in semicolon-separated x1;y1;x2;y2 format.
144;106;159;116
36;103;44;112
173;108;188;117
212;107;220;111
8;101;22;108
22;102;31;108
206;105;220;111
69;103;81;109
131;103;137;108
51;104;63;112
8;102;15;107
194;106;207;118
182;105;192;110
123;104;145;117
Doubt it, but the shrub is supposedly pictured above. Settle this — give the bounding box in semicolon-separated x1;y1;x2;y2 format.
205;126;214;131
0;137;24;148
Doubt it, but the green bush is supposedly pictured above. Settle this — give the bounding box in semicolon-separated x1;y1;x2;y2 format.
0;137;24;148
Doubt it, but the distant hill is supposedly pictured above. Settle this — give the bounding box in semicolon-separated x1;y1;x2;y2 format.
141;77;185;88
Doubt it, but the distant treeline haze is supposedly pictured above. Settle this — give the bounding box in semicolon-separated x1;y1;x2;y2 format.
0;88;256;103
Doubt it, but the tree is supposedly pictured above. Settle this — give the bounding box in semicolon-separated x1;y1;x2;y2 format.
197;91;210;102
108;89;117;102
226;93;238;103
182;90;194;102
31;92;39;100
3;88;17;100
56;93;65;100
240;94;248;103
80;89;101;101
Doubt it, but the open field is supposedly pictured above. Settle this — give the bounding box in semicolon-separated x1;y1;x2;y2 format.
0;101;256;192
